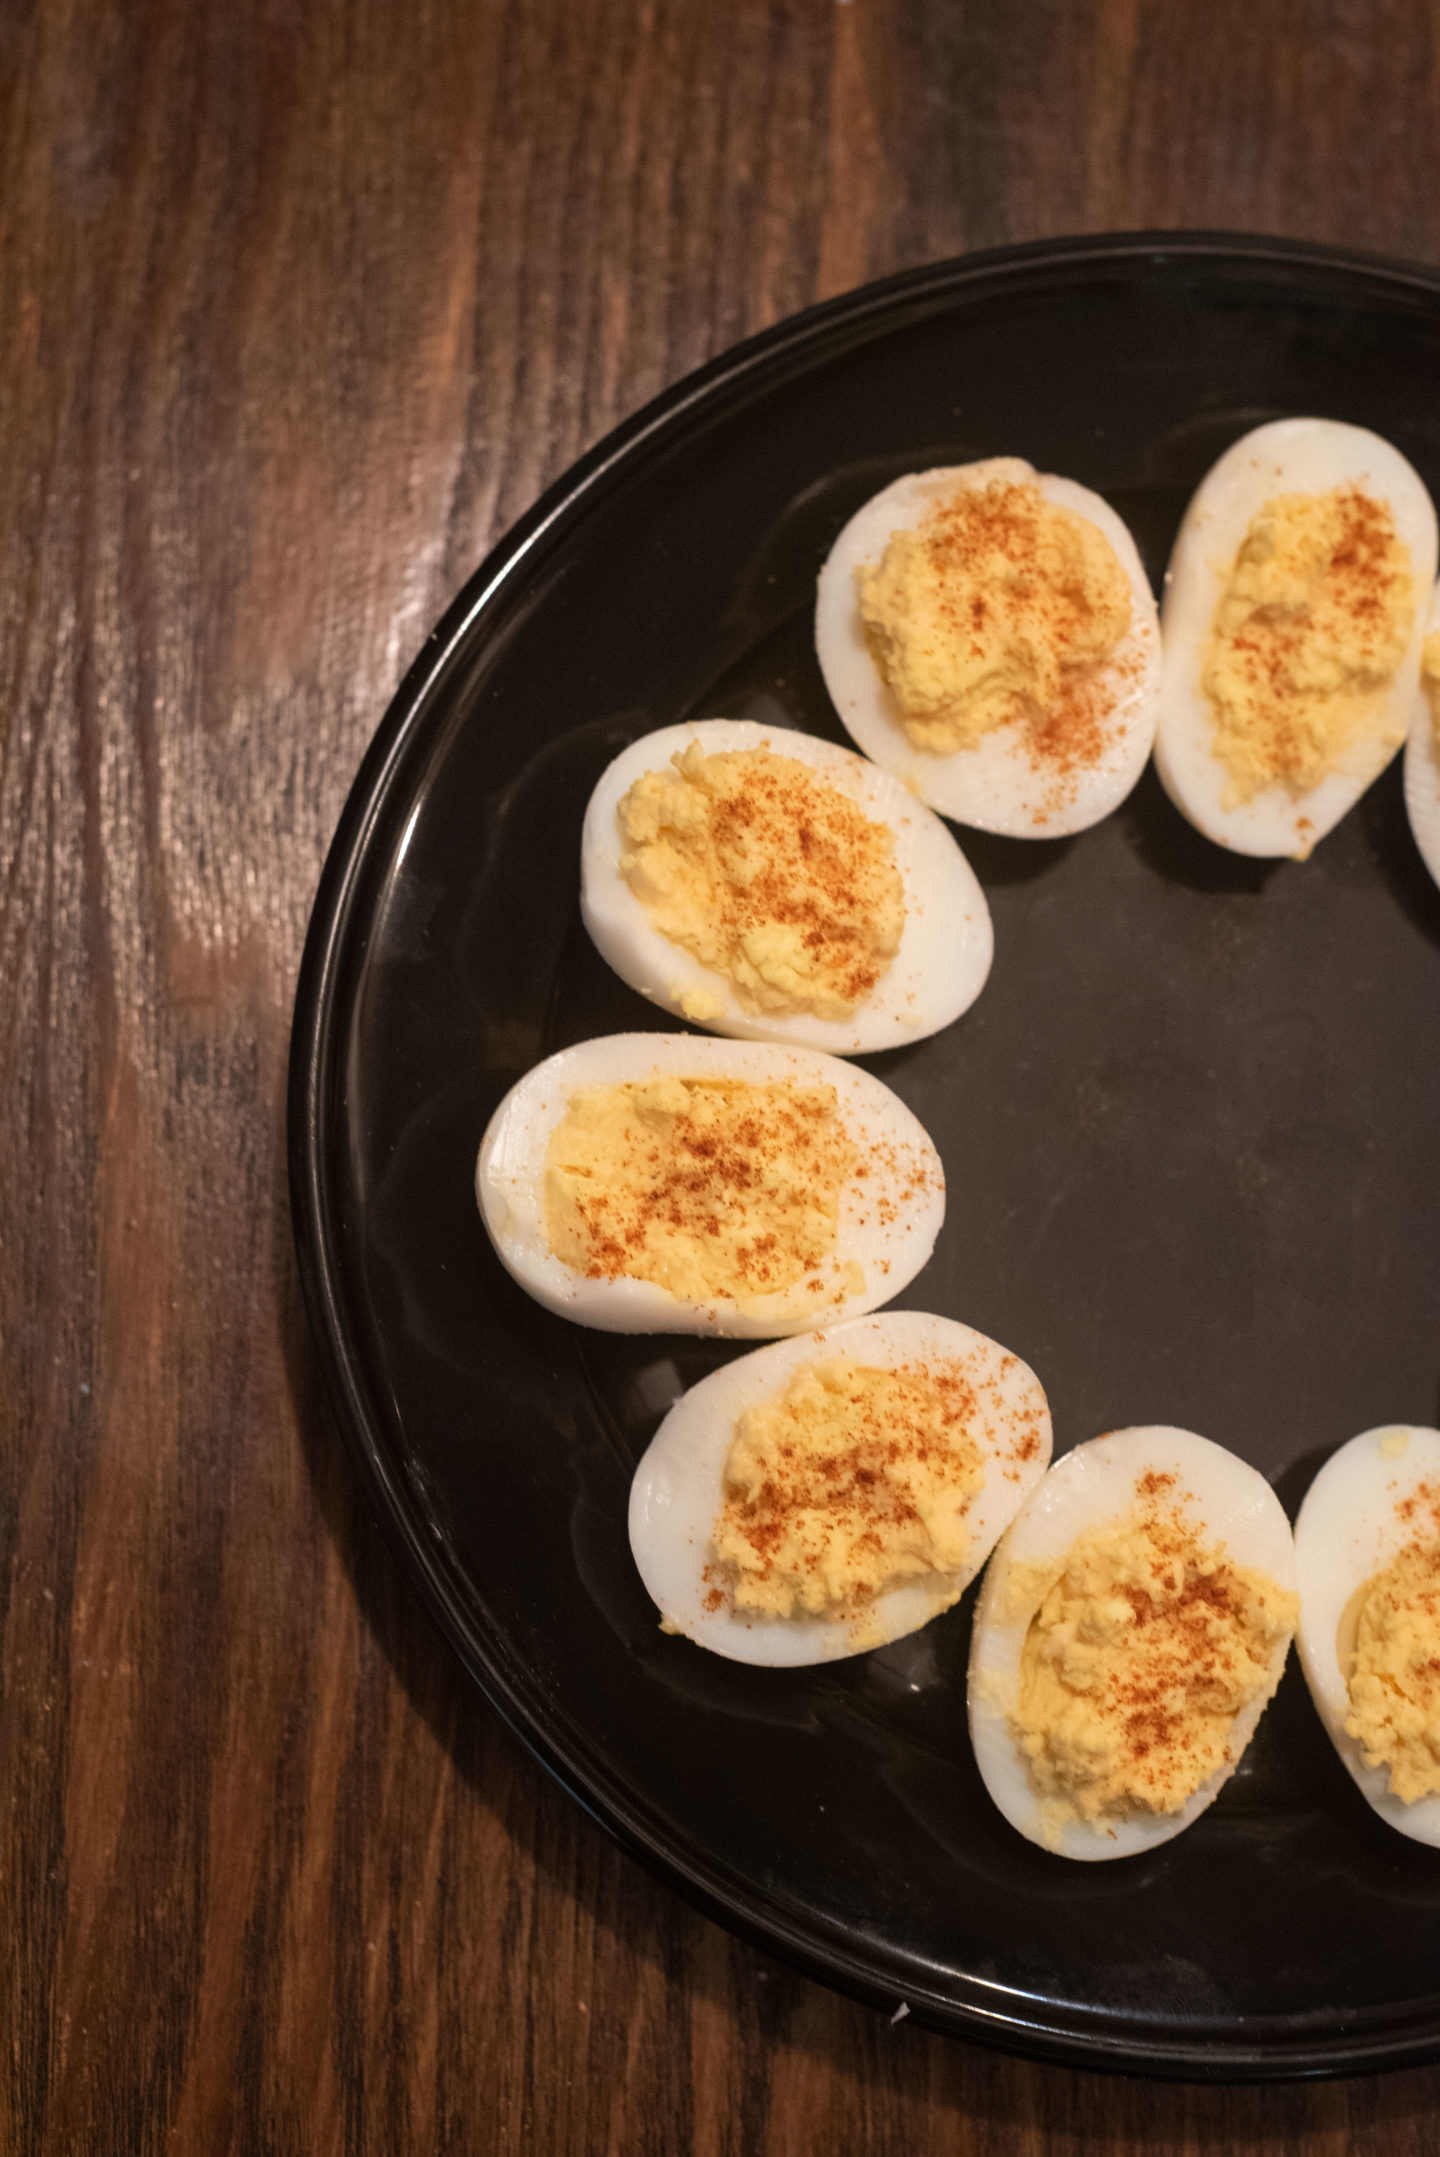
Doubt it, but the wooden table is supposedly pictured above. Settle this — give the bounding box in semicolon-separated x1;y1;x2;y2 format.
7;2;1440;2147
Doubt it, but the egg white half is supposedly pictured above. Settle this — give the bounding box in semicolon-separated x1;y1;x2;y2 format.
1157;419;1439;859
475;1033;945;1337
968;1426;1297;1861
628;1311;1052;1665
579;719;993;1052
1294;1423;1440;1847
814;459;1162;838
1403;580;1440;891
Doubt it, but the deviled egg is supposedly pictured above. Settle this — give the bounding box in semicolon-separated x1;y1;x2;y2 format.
628;1311;1051;1664
1402;579;1440;891
475;1033;944;1336
814;458;1162;837
1157;419;1438;858
1294;1424;1440;1846
968;1427;1298;1860
579;719;993;1053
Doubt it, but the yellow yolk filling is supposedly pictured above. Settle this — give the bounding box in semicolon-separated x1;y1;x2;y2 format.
1008;1481;1296;1833
858;479;1132;756
1344;1540;1440;1803
1423;628;1440;753
543;1076;862;1308
710;1358;984;1620
1202;487;1416;806
617;743;905;1021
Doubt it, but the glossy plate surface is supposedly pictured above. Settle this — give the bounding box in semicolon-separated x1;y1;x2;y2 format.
290;236;1440;2079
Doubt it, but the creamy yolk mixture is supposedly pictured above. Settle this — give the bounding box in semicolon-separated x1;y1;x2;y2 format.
543;1076;861;1307
1203;487;1416;806
1345;1540;1440;1803
858;479;1132;757
1009;1476;1297;1832
710;1357;984;1619
617;744;905;1021
1423;629;1440;752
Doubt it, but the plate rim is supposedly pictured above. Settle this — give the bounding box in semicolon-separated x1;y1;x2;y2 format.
288;229;1440;2082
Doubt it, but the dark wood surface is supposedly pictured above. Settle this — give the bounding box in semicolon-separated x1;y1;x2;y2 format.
7;1;1440;2147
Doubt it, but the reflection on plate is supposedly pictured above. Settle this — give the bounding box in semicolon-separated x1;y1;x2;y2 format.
290;236;1440;2079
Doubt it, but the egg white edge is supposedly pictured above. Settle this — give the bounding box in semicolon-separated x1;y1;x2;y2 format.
578;717;995;1052
967;1425;1298;1862
1294;1423;1440;1847
1156;419;1440;860
627;1310;1053;1666
813;459;1163;838
1402;580;1440;892
474;1031;946;1338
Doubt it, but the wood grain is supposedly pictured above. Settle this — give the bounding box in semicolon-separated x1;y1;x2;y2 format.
4;0;1440;2147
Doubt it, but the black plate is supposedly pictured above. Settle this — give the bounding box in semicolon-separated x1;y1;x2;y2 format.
289;235;1440;2080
